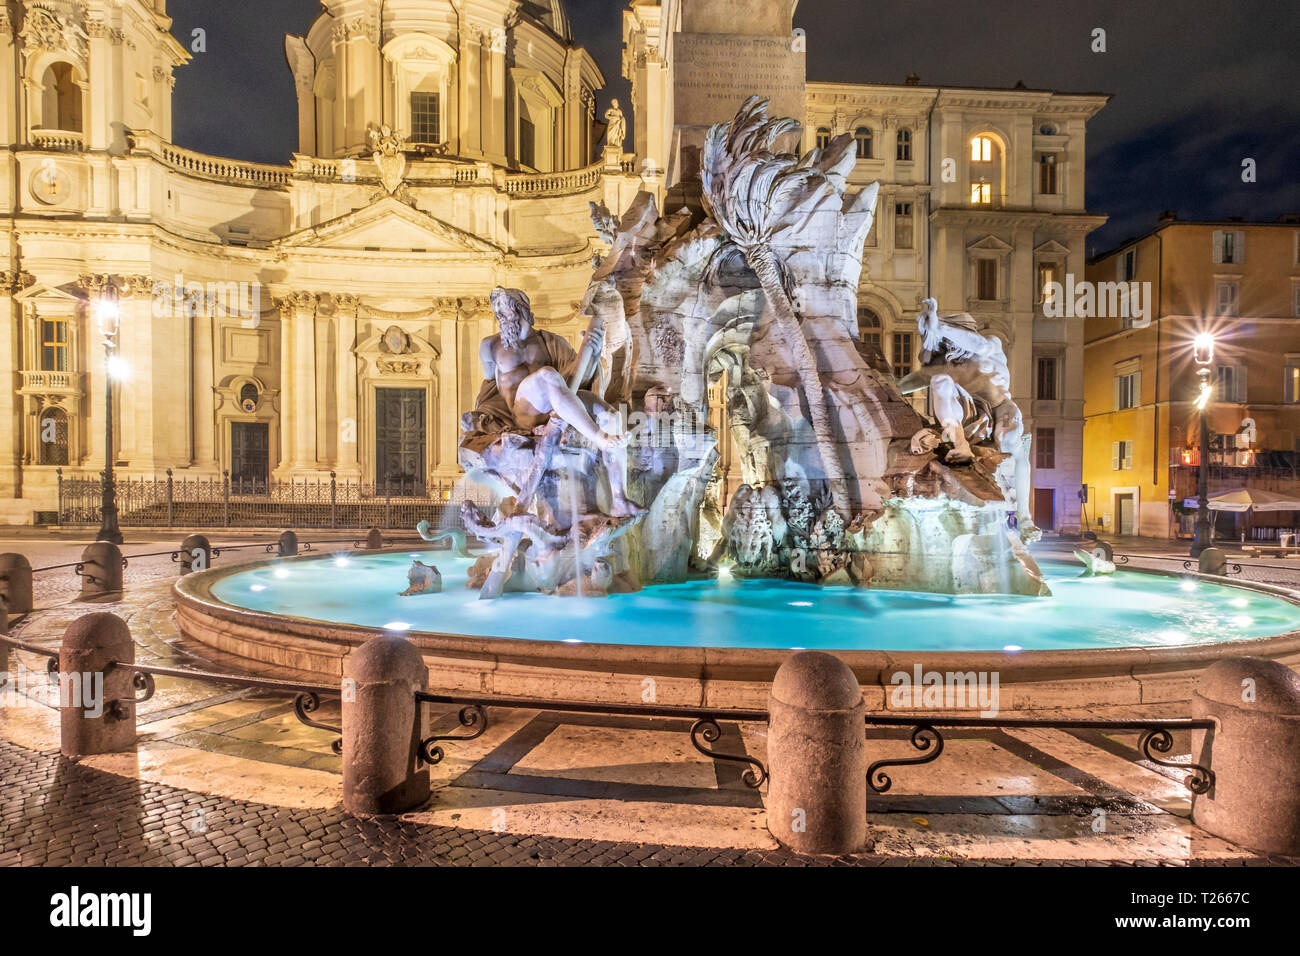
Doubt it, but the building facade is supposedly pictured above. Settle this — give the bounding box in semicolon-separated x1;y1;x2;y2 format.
0;0;642;524
1083;215;1300;538
624;0;1108;534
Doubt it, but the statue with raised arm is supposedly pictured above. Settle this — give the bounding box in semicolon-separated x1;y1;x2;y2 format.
462;287;641;518
898;298;1040;543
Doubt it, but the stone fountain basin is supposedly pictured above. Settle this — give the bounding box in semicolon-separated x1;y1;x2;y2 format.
174;549;1300;713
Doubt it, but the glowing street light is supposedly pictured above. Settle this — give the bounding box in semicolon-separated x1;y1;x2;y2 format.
1190;331;1217;558
95;281;123;545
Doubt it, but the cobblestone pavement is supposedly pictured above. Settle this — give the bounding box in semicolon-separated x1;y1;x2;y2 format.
4;737;1295;867
3;531;1300;867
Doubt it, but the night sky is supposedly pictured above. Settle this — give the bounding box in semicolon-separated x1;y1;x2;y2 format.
169;0;1298;256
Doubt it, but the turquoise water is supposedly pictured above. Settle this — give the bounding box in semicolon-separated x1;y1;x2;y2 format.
209;551;1300;652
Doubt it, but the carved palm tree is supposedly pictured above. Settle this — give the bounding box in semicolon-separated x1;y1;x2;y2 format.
701;96;857;518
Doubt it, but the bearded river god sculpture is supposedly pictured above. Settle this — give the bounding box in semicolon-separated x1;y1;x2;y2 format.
451;96;1049;599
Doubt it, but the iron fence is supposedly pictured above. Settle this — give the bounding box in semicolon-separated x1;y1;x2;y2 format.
56;469;494;530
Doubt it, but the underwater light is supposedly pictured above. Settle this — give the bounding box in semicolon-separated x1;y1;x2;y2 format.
1003;644;1023;653
250;584;266;592
383;621;411;631
788;601;813;608
1180;580;1197;592
273;568;290;579
1231;615;1253;627
334;556;349;567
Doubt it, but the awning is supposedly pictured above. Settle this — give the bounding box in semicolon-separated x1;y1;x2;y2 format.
1182;487;1300;512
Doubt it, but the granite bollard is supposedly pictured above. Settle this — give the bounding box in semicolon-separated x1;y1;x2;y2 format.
342;634;430;815
0;553;34;614
767;651;868;854
1191;657;1300;856
1198;547;1227;575
278;530;299;557
178;534;212;575
59;612;136;757
78;542;124;600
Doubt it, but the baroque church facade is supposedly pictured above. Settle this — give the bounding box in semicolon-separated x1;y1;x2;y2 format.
1;0;1106;535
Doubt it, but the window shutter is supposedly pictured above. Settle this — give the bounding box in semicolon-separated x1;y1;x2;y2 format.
1112;442;1120;470
1284;369;1294;405
1212;230;1224;263
1113;376;1121;411
1132;371;1141;407
1236;366;1247;403
1235;231;1245;264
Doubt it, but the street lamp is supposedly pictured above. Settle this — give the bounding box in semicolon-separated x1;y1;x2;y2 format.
1190;332;1216;557
96;283;123;544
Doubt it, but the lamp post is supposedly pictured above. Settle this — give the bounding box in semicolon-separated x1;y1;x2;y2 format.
96;283;123;545
1190;332;1216;558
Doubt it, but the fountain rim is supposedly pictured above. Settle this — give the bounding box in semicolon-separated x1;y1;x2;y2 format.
173;546;1300;684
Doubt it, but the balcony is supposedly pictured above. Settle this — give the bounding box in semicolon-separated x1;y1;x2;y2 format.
19;370;83;397
30;128;85;152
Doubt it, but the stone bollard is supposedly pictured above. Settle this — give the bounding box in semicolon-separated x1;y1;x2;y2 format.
0;553;34;615
1191;657;1300;856
364;527;384;551
1;597;9;685
78;542;124;600
277;530;298;557
59;612;136;757
178;534;212;575
767;651;868;855
1199;547;1227;575
342;634;430;815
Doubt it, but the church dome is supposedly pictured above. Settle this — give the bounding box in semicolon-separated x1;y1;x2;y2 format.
521;0;573;43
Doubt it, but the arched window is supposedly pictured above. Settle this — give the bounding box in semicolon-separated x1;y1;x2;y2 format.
896;129;912;161
815;127;831;150
969;134;1001;206
857;306;882;350
41;62;82;132
854;126;872;159
38;407;69;466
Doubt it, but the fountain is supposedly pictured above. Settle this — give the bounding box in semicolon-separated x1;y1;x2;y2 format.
174;100;1300;710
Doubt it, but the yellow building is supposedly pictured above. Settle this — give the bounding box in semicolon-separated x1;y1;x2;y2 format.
1083;214;1300;538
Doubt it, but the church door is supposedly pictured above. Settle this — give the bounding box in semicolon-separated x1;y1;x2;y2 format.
375;387;426;492
230;422;269;491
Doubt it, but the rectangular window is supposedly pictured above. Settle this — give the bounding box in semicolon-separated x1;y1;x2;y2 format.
1116;370;1140;410
976;258;998;300
519;115;536;168
1284;365;1300;404
410;92;440;144
1213;229;1246;264
1216;365;1247;403
1216;281;1238;316
40;319;68;372
970;181;991;205
896;130;912;161
893;202;913;249
1035;427;1056;470
1036;356;1059;401
1112;440;1133;471
1037;262;1059;305
892;332;914;380
1119;248;1137;282
1294;284;1300;318
1037;153;1058;194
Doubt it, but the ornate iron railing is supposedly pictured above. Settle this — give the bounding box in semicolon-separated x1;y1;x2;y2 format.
56;469;493;530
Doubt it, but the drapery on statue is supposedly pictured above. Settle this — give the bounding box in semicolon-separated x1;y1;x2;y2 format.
604;99;626;152
461;286;641;516
898;298;1040;543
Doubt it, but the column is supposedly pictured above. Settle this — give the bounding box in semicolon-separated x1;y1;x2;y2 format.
291;293;319;470
275;297;294;473
435;302;462;479
486;29;507;166
335;295;361;478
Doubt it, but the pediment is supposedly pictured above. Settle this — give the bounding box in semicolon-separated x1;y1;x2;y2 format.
276;196;502;256
1034;239;1071;256
967;234;1014;253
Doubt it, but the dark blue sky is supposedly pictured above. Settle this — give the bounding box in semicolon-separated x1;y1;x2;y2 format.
169;0;1298;256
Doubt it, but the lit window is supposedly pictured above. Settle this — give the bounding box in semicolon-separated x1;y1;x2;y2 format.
893;202;913;249
1037;262;1059;305
970;181;991;205
41;318;68;372
896;129;912;161
38;407;69;466
410;92;440;144
854;127;872;159
1284;365;1300;404
815;127;831;150
971;136;993;162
